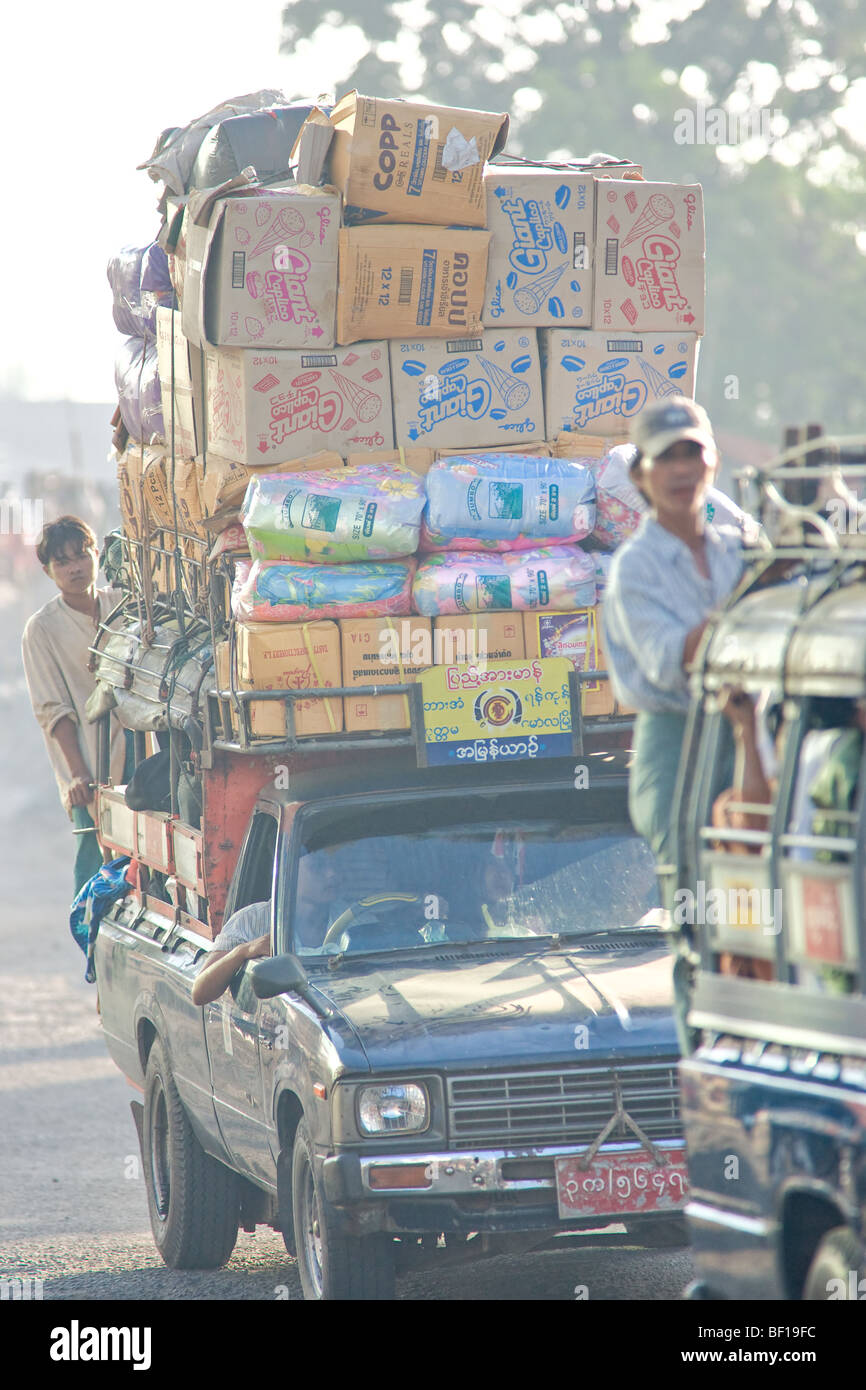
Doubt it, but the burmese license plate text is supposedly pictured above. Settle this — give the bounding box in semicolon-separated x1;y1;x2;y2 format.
555;1148;688;1220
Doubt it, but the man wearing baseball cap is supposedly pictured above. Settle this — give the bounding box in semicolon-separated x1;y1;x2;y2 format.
602;397;744;1047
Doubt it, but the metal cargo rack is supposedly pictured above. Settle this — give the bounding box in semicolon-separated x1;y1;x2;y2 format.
203;659;633;764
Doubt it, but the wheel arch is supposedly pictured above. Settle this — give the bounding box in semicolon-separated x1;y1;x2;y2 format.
779;1187;850;1299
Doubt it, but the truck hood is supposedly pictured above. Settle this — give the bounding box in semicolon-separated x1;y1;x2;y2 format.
313;936;678;1070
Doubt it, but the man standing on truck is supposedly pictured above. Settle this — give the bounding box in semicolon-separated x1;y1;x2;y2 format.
602;399;744;1046
22;516;129;897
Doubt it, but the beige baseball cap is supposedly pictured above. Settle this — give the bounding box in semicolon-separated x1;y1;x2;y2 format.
632;396;715;462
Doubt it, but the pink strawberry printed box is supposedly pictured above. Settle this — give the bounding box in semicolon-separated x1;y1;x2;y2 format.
182;186;341;351
204;340;395;467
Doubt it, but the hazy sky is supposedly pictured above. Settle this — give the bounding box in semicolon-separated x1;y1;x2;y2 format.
3;1;359;403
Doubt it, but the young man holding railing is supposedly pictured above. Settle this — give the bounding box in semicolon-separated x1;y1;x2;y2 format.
22;516;128;897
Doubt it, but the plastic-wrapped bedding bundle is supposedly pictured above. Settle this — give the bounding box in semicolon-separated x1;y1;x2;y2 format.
593;551;613;598
586;444;644;549
107;243;175;338
241;466;425;564
115;337;164;444
232;557;416;623
421;454;596;552
412;546;596;617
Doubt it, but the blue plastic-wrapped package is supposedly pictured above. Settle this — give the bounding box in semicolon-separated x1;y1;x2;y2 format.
115;337;164;445
241;466;425;564
412;545;596;616
421;454;596;552
232;557;416;622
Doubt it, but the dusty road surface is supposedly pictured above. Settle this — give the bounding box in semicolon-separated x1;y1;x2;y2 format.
0;574;693;1303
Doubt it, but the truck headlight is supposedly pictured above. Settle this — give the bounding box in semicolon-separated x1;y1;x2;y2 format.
358;1083;428;1135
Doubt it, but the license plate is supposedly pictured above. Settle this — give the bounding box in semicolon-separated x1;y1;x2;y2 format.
555;1148;688;1220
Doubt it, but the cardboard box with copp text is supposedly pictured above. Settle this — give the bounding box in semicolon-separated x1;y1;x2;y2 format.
341;617;432;731
323;92;509;226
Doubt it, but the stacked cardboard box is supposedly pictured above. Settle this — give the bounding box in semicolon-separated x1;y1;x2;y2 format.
109;86;709;740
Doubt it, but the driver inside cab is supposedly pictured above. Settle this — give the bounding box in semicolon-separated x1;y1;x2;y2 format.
191;848;352;1004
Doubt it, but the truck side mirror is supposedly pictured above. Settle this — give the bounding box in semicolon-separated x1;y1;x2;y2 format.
251;953;334;1019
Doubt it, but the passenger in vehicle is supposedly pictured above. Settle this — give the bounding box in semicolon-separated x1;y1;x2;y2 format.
711;688;778;981
191;900;270;1005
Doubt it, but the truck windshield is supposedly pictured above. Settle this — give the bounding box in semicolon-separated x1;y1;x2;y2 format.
287;804;659;957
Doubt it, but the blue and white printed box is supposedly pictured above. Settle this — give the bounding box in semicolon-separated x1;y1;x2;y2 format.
390;329;545;451
539;329;700;440
482;168;595;328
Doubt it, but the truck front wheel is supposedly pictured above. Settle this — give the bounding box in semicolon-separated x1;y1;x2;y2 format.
292;1121;395;1300
803;1226;865;1300
143;1037;240;1269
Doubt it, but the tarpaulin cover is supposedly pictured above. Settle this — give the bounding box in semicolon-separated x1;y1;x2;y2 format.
107;243;175;337
232;557;416;623
138;90;289;194
189;103;318;190
241;466;425;564
421;454;596;552
115;337;163;445
412;545;596;616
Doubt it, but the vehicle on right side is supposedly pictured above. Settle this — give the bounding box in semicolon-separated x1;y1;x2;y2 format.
673;432;866;1300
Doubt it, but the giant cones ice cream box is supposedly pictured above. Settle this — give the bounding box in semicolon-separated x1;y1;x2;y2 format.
592;181;705;333
182;185;341;350
323;92;508;226
204;341;394;466
482;167;595;327
540;329;699;440
390;329;544;451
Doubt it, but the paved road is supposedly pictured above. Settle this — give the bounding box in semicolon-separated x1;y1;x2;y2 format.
0;590;693;1301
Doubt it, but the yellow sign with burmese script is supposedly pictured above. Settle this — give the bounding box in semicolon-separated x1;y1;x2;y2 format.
420;656;574;764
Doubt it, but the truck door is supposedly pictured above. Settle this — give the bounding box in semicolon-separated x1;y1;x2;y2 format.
203;808;278;1187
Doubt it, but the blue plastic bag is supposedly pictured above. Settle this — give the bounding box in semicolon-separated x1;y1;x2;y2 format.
69;857;132;983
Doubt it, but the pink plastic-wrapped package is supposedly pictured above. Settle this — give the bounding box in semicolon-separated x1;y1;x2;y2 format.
586;445;644;549
232;557;416;623
412;546;596;617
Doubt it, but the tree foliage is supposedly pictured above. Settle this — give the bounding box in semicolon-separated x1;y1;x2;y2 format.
281;0;866;442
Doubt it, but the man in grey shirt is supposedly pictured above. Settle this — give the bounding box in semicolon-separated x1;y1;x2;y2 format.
191;901;270;1006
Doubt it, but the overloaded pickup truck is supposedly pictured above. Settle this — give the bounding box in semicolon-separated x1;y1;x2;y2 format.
94;693;686;1299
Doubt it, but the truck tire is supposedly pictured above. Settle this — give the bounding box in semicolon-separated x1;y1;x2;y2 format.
143;1037;240;1269
803;1226;865;1300
292;1120;395;1300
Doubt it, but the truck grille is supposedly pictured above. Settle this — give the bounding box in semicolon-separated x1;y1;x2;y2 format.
447;1061;681;1149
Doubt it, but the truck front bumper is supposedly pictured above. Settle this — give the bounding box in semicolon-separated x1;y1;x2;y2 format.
321;1140;685;1237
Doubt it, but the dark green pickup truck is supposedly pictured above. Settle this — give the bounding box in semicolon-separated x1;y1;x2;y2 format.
95;743;685;1301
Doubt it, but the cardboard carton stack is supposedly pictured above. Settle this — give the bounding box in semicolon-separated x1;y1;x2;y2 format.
108;87;709;738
